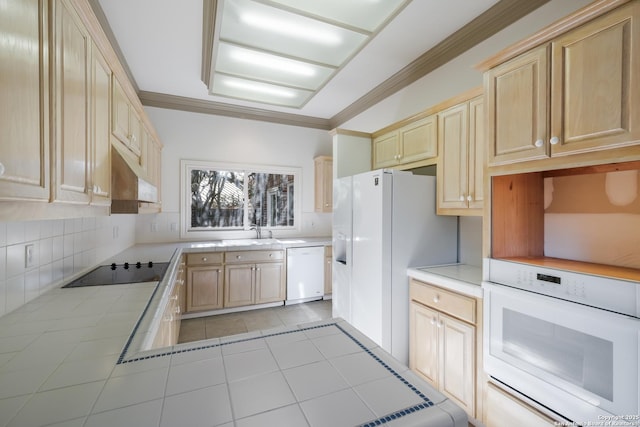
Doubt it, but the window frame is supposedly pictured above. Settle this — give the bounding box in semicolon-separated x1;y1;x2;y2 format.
180;159;302;240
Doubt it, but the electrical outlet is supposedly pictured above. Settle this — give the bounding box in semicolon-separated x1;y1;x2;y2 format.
150;222;158;232
25;244;35;268
170;222;177;232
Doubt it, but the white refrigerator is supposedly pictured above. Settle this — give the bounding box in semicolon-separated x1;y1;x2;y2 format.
332;169;458;364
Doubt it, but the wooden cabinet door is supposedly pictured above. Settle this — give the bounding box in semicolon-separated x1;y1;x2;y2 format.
111;77;130;147
0;0;50;201
439;312;475;417
486;45;549;166
254;262;284;304
314;156;332;213
187;266;223;312
128;109;142;156
438;102;468;210
90;42;111;206
372;131;399;169
399;115;437;164
224;264;254;307
468;96;484;210
550;2;640;157
409;302;439;387
53;0;90;204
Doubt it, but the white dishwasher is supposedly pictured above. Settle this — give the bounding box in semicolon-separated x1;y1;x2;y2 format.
286;246;325;304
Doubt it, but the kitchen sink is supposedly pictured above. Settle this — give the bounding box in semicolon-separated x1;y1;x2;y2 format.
221;238;280;246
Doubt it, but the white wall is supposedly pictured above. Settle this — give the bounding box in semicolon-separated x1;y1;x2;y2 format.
135;107;333;243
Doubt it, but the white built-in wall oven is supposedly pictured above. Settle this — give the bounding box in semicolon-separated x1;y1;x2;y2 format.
483;258;640;425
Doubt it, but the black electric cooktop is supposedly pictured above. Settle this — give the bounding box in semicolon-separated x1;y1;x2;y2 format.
63;262;170;288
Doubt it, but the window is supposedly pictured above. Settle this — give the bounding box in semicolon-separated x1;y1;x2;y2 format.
181;160;300;239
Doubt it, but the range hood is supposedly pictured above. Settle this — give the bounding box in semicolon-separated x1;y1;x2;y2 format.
111;144;157;214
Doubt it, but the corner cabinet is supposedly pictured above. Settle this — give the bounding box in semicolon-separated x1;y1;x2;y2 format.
409;279;478;419
372;114;438;169
484;0;640;169
437;94;484;215
314;156;332;213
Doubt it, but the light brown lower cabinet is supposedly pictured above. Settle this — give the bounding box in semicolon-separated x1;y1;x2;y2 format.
185;250;285;312
409;279;478;420
186;252;224;312
224;250;285;308
187;265;224;311
484;382;557;427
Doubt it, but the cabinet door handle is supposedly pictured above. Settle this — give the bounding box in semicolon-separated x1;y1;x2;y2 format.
467;195;472;202
459;195;465;202
433;295;440;303
430;317;437;325
534;139;544;148
550;136;559;145
202;257;207;262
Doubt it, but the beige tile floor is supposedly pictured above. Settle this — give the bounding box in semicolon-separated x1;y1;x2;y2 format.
178;299;333;343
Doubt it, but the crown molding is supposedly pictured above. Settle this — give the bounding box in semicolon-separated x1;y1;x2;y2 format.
138;91;332;130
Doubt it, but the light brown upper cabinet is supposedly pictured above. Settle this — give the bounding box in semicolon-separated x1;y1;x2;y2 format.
52;0;91;204
372;114;438;169
90;41;111;206
0;0;50;202
484;1;640;169
437;95;484;215
314;156;332;213
112;76;142;157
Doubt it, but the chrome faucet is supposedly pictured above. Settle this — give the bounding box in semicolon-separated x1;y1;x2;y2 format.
250;224;261;239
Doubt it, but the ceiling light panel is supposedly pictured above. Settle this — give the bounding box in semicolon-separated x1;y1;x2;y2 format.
219;0;368;66
208;0;412;108
212;74;314;107
216;42;335;90
268;0;409;32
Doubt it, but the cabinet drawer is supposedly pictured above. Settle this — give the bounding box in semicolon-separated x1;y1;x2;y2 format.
225;250;284;263
410;279;476;324
186;252;223;266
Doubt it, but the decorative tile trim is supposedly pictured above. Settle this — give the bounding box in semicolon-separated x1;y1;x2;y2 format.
117;321;436;425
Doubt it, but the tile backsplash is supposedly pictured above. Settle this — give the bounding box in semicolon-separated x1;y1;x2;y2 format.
0;215;137;317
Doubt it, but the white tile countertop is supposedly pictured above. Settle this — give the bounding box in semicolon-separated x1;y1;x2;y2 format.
407;264;483;298
0;241;467;427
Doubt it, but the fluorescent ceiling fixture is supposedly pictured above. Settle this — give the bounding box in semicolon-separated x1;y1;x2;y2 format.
205;0;412;108
230;49;316;77
240;13;342;46
223;80;297;99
